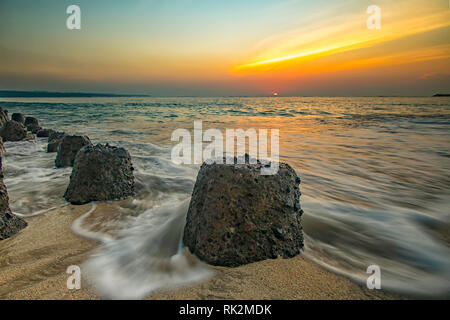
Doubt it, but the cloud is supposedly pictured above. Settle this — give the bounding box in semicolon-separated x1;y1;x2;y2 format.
233;1;450;73
418;72;450;81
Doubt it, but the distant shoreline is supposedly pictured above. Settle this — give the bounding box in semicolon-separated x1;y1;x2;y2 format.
432;93;450;97
0;90;448;98
0;90;151;98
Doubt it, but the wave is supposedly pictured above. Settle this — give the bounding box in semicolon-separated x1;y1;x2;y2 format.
302;197;450;297
81;199;213;300
2;96;449;298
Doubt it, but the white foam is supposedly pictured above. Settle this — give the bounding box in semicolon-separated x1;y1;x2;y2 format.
71;203;114;244
302;197;450;297
81;199;213;300
13;204;69;218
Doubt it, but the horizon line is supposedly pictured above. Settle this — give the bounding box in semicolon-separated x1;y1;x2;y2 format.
0;90;448;99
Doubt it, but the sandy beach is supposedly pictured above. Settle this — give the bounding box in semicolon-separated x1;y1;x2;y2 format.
0;205;399;300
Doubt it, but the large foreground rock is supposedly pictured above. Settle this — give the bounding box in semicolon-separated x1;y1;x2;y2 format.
183;158;304;267
64;144;135;204
0;156;27;240
55;135;92;167
47;131;66;153
0;121;27;141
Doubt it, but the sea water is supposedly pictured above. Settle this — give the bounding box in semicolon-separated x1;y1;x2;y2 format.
1;96;449;298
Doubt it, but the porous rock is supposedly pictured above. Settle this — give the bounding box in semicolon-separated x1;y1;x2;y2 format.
0;121;27;142
183;157;304;267
64;143;135;204
55;135;92;167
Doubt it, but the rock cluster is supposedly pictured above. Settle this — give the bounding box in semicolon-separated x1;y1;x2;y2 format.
183;157;304;267
64;144;135;204
1;107;305;268
0;111;52;142
0;109;138;240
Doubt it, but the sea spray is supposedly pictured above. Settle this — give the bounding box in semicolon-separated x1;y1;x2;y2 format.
82;199;213;300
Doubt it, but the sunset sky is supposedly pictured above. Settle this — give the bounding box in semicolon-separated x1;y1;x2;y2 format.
1;0;449;96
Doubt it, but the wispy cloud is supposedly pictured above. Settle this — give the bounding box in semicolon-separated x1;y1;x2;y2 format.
233;1;450;73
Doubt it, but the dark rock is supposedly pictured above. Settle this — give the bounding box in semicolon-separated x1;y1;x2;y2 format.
36;128;55;138
30;126;42;134
55;135;92;167
0;156;27;240
183;157;304;267
0;121;27;142
11;113;25;124
64;143;135;205
47;131;66;153
0;137;5;155
24;116;39;127
24;117;39;132
48;130;65;142
0;108;9;127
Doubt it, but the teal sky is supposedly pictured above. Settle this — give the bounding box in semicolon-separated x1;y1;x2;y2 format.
1;0;449;96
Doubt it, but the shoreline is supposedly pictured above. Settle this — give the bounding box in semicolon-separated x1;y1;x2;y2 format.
0;205;400;300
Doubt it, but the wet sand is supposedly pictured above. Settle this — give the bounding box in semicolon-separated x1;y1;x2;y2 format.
0;206;399;300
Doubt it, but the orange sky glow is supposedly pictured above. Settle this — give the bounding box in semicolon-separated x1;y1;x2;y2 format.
1;0;449;96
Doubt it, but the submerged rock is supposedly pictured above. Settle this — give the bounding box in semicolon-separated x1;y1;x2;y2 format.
55;135;92;167
64;143;135;204
47;131;66;153
0;121;27;142
24;116;39;132
11;113;25;124
183;157;304;267
0;156;27;240
36;128;55;138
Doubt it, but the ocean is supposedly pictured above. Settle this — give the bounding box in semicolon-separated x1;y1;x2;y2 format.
1;96;449;298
